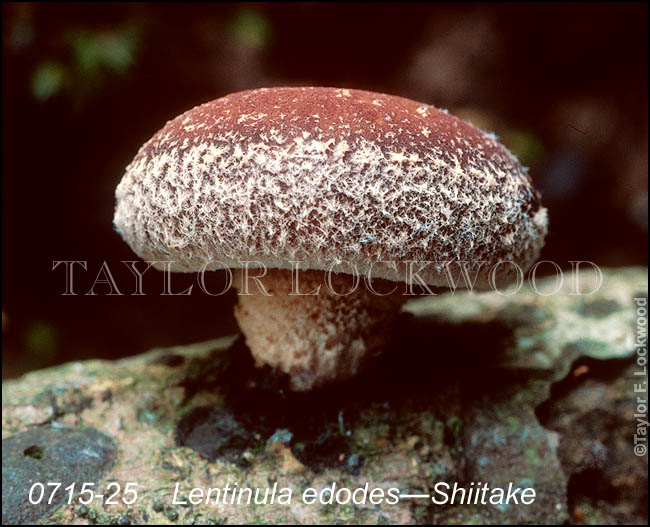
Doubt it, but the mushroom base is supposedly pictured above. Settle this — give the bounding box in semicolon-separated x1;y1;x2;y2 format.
233;269;405;391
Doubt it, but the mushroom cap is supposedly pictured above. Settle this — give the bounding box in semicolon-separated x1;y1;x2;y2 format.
114;87;547;286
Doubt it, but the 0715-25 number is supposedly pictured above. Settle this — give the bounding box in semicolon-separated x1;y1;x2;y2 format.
28;482;139;506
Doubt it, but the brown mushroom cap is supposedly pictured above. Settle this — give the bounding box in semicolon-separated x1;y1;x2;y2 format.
114;87;547;286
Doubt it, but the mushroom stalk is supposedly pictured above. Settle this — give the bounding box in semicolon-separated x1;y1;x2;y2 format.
233;269;405;391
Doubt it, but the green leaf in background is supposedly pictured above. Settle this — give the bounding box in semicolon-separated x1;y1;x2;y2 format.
229;8;271;49
503;129;545;169
70;24;140;78
31;61;66;101
25;321;58;357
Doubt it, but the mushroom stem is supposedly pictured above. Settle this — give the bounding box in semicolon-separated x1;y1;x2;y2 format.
233;268;405;391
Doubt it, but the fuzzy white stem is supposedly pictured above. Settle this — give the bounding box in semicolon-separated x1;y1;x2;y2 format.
233;269;405;390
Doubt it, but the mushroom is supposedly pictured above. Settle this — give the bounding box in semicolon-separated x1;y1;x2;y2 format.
114;87;547;390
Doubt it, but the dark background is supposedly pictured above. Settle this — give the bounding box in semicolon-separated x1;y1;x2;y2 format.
2;2;648;378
